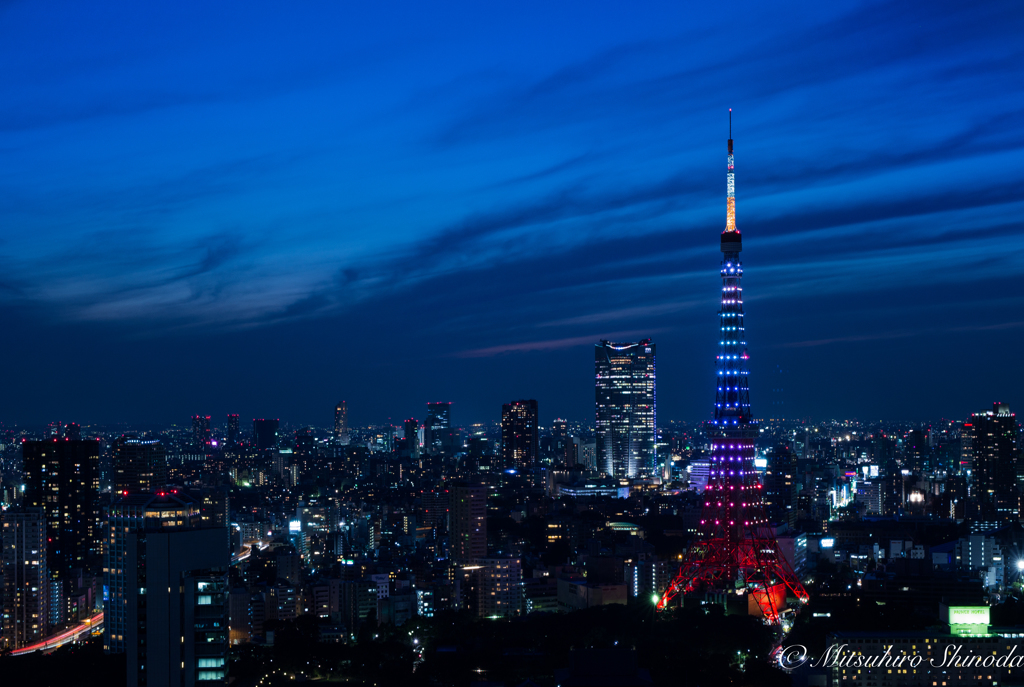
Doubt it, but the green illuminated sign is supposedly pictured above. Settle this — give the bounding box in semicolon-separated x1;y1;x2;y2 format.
948;606;990;625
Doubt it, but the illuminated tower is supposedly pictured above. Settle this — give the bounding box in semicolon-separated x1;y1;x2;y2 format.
658;113;808;626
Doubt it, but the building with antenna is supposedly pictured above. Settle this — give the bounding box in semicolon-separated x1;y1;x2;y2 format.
658;112;808;629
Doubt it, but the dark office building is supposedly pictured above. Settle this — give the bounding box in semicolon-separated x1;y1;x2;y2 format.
501;400;539;470
252;418;279;452
105;492;229;686
22;439;100;615
64;422;82;440
763;444;798;529
970;402;1018;518
404;418;420;457
112;436;168;495
421;489;449;529
192;415;211;452
551;418;575;466
450;481;487;564
424;402;454;454
225;414;240;446
595;339;657;479
905;429;928;472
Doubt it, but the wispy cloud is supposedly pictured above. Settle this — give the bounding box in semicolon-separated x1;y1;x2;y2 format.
457;330;662;358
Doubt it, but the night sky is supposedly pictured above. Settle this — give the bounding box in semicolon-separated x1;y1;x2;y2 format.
2;1;1022;428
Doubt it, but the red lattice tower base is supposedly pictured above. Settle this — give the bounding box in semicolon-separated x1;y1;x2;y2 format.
657;431;809;624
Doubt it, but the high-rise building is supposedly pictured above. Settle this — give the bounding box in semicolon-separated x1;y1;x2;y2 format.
64;422;82;440
905;429;928;473
501;400;539;470
404;418;420;457
334;401;350;445
22;439;100;616
252;418;279;452
192;415;211;452
424;402;454;454
595;339;657;479
763;445;798;529
450;482;486;564
970;403;1018;518
960;422;974;474
1;507;48;650
421;488;449;529
105;492;229;687
551;419;575;467
474;557;522;618
112;436;168;495
226;414;240;446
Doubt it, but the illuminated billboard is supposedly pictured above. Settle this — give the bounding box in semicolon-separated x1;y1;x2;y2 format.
948;606;990;625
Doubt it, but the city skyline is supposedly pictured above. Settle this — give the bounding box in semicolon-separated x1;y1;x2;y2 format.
1;1;1022;426
4;4;1024;686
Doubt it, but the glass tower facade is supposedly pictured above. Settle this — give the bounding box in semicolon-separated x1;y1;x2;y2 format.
594;339;656;479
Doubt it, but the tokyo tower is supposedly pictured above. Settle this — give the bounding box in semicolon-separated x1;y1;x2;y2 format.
657;112;809;625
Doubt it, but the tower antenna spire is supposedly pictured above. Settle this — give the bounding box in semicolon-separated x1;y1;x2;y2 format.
729;108;732;139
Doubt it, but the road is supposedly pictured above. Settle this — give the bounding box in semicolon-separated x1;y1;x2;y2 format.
232;539;269;565
9;611;104;656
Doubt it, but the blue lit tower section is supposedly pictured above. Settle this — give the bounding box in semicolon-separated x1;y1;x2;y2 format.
657;114;808;629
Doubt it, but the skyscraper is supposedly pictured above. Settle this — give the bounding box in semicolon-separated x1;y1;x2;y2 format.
334;401;350;445
113;436;168;495
501;400;539;470
252;418;280;452
105;492;229;687
225;414;240;446
764;444;798;529
551;418;575;467
1;507;48;650
404;418;420;457
595;339;657;479
64;422;82;440
450;481;486;564
22;439;100;619
424;402;453;454
970;402;1018;518
191;415;211;452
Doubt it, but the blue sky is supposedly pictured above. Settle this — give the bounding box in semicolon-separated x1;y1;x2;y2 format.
1;0;1022;427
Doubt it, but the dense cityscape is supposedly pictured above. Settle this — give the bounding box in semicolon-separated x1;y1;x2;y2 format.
2;122;1022;683
1;386;1022;686
3;2;1023;687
